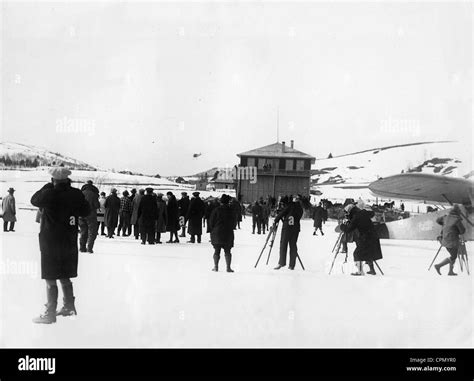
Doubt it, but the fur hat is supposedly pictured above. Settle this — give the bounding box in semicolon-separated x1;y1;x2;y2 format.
49;167;71;180
220;194;231;204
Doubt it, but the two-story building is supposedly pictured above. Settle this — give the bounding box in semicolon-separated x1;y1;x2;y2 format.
236;140;315;203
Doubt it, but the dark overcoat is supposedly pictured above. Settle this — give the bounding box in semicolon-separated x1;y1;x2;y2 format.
166;195;180;231
187;196;205;235
343;209;382;262
209;204;235;248
104;194;120;228
137;194;158;227
31;182;90;279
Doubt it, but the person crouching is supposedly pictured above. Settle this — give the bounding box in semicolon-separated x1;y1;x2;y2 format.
209;194;235;272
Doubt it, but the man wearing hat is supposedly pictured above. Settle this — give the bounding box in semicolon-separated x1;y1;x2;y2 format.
186;191;206;243
137;187;158;244
104;188;121;238
155;192;168;244
177;191;190;238
79;180;100;253
30;167;90;324
117;190;132;236
2;187;16;232
273;195;304;270
208;194;235;272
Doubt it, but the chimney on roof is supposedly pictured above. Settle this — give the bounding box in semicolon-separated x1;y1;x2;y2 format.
290;140;294;149
281;141;285;153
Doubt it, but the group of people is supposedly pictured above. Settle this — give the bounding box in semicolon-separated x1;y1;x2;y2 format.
27;167;243;323
74;182;246;253
2;165;466;325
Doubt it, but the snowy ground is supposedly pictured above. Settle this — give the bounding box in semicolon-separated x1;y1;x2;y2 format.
0;208;472;348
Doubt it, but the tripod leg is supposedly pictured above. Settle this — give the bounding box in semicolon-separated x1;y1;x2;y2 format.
332;232;343;253
255;226;273;268
328;247;340;275
428;245;443;271
266;227;278;265
373;260;384;276
296;254;305;270
267;225;278;265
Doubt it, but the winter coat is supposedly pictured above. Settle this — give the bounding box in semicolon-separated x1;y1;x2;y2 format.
1;194;16;222
187;196;206;235
119;196;132;215
205;201;219;233
97;196;106;222
81;184;100;220
312;206;325;228
342;208;382;262
31;182;90;280
166;195;180;231
436;212;465;249
231;200;243;222
274;201;304;232
178;196;190;217
251;203;263;221
131;193;143;225
137;194;158;227
156;198;168;232
104;194;121;228
209;204;235;248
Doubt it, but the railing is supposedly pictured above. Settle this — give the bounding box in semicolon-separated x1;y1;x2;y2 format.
257;168;311;177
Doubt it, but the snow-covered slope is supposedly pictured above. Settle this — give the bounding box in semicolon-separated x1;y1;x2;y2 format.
312;141;471;185
0;142;96;170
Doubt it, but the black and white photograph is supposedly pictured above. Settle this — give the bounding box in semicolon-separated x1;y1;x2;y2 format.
0;0;472;378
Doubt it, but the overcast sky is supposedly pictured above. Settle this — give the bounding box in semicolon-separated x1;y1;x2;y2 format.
1;1;472;176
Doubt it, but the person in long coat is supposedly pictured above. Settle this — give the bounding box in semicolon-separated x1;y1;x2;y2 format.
2;187;16;232
127;188;137;236
155;193;168;244
260;201;270;234
97;192;107;236
178;192;190;238
186;191;206;243
204;199;219;233
230;198;242;229
79;181;100;253
137;188;158;245
104;188;120;238
312;202;326;236
209;194;235;272
130;189;144;240
166;191;180;243
341;201;383;275
30;167;90;324
434;204;466;276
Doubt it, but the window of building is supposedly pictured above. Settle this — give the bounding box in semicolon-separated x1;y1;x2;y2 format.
258;158;265;169
285;159;293;171
296;160;304;171
247;157;255;167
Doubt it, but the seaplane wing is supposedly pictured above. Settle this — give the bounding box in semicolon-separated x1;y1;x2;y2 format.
369;173;473;205
368;173;473;241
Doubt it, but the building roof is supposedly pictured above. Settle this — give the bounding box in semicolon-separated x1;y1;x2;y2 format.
237;142;315;162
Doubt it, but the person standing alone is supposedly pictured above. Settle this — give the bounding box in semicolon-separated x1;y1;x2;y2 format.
79;180;100;253
209;194;235;272
30;167;90;324
2;187;16;232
